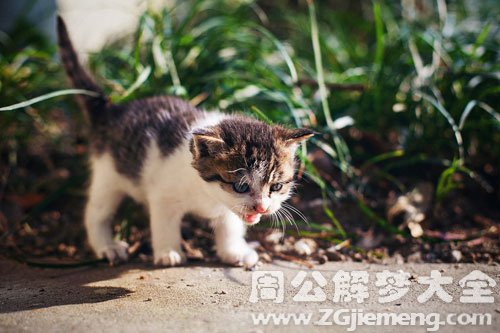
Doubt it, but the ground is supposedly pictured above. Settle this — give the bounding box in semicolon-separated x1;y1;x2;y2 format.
0;258;498;333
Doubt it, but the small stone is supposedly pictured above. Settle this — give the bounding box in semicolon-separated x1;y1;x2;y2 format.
294;238;317;256
265;231;283;244
273;244;286;253
407;252;422;263
451;250;462;262
317;255;328;265
325;247;342;261
143;298;152;302
353;252;363;262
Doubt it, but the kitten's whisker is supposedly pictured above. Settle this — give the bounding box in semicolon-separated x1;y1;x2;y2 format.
282;202;309;225
280;207;299;234
274;214;280;232
270;212;278;230
280;207;297;233
275;210;286;236
274;210;280;231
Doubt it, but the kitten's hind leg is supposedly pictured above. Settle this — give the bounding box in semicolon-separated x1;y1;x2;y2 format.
212;212;259;268
85;164;128;265
149;198;186;267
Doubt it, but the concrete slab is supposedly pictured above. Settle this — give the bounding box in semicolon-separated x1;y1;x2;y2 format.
0;259;498;332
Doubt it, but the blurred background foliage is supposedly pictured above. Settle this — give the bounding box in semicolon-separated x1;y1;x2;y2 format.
0;0;499;260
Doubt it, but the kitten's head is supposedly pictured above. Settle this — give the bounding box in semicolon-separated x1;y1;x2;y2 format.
190;117;313;225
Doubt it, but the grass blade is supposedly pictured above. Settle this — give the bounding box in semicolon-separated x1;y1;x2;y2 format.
361;150;404;169
250;105;273;124
357;198;408;237
0;89;99;111
307;0;352;176
459;100;500;130
472;21;492;57
307;0;333;129
416;91;464;163
120;66;152;100
373;1;385;74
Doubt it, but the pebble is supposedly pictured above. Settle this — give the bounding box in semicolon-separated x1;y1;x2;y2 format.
317;255;328;265
325;247;343;261
265;232;284;244
407;251;422;263
451;250;462;262
294;238;317;256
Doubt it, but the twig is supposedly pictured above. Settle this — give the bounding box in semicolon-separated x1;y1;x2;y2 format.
260;242;315;268
272;252;314;269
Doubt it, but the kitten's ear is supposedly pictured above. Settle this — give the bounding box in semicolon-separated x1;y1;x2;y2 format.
280;128;315;146
190;128;225;158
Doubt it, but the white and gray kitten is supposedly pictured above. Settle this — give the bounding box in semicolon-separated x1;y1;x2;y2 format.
57;17;313;268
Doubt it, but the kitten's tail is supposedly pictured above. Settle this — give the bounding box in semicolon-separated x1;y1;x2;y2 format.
56;16;109;123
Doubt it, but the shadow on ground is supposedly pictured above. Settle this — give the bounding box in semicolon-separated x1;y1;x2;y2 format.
0;258;138;313
0;258;246;313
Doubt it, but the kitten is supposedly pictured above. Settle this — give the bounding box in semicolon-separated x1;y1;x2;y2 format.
57;16;313;268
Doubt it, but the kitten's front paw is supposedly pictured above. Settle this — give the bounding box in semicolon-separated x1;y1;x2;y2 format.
154;249;187;267
218;243;259;268
97;241;129;265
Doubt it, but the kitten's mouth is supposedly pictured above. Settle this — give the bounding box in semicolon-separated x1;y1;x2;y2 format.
243;213;261;225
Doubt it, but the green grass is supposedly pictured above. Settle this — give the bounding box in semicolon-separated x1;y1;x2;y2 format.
1;0;499;240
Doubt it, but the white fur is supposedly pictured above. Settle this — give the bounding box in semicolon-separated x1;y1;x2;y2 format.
85;112;266;267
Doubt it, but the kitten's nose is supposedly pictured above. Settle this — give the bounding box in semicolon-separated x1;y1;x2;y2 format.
254;204;268;214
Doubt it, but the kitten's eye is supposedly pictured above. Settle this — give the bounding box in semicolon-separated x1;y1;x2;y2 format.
232;182;250;193
270;183;283;192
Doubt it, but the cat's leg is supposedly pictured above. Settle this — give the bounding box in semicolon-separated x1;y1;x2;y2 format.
149;198;186;267
85;168;127;264
212;212;259;268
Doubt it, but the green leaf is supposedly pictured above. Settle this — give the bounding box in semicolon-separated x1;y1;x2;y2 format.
459;100;500;130
472;21;492;57
250;105;273;124
416;91;464;164
119;66;152;100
